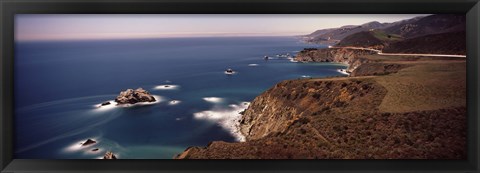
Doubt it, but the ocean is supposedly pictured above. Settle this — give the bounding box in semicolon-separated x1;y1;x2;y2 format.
14;36;347;159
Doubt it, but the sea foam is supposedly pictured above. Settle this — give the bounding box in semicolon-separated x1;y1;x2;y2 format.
337;69;350;75
202;97;224;103
193;102;250;142
168;100;181;105
154;85;180;90
288;57;299;62
93;100;117;111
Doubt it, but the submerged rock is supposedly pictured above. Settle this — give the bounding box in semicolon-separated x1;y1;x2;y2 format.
115;88;156;105
92;148;99;152
103;151;117;159
81;139;96;146
100;102;111;106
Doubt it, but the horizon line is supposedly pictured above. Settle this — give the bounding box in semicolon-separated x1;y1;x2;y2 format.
15;34;303;42
15;32;307;42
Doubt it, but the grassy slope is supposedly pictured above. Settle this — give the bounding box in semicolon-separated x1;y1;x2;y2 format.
336;30;403;48
382;31;466;55
376;60;466;113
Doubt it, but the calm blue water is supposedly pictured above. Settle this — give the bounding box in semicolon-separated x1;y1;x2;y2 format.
14;37;346;159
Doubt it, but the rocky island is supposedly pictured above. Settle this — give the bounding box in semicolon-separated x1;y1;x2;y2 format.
81;139;96;146
114;88;156;105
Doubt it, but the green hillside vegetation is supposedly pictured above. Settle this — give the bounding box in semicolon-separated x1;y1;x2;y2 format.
382;31;466;55
370;30;403;41
336;30;404;48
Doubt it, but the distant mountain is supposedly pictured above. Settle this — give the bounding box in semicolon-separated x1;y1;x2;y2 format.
306;21;389;43
304;14;466;54
304;15;427;44
383;14;465;39
330;14;466;54
305;28;337;38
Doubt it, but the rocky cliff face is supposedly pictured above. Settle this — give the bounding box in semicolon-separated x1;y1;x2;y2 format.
239;78;384;141
295;48;377;64
294;48;378;74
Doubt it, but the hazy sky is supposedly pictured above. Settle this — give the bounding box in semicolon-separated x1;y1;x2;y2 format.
16;14;428;41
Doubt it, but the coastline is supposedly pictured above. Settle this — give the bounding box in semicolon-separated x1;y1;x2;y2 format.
175;43;467;159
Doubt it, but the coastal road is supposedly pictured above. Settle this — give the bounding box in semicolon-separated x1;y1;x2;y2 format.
329;46;466;58
377;52;466;58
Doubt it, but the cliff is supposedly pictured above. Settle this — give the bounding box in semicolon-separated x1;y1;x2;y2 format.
239;78;385;141
295;48;377;65
294;47;402;76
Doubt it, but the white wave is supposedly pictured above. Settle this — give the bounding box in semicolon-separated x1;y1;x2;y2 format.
168;100;181;105
154;84;180;90
202;97;224;103
193;102;250;142
288;57;298;63
337;69;350;75
93;100;116;111
175;117;183;121
301;75;311;78
248;64;259;66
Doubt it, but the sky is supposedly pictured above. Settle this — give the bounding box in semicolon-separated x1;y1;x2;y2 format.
15;14;428;41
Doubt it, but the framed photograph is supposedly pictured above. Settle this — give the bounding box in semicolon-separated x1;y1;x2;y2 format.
1;0;479;172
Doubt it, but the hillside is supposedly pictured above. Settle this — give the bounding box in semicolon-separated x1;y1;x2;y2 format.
335;30;403;49
334;14;466;55
382;31;466;55
304;16;424;44
306;21;390;44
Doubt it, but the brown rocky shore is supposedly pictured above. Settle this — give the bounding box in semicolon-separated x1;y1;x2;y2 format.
115;88;156;105
175;48;466;159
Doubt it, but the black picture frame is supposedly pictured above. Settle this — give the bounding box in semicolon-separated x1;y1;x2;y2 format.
1;0;479;172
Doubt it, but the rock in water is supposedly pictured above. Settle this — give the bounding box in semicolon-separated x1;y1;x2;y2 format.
103;151;117;159
101;102;111;106
81;139;96;146
115;88;156;105
92;148;99;152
